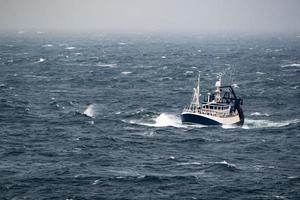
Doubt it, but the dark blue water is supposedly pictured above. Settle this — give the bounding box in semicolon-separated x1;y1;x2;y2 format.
1;32;300;200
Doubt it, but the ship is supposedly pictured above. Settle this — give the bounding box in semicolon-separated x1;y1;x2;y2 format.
181;73;244;126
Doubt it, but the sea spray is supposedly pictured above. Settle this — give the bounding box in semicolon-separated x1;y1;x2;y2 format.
83;104;97;118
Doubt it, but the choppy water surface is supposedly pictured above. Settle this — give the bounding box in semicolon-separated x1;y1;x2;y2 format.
0;32;299;199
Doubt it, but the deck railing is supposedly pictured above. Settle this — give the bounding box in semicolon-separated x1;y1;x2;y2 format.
183;105;238;118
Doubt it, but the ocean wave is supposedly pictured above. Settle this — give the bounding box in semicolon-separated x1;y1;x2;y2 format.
243;118;299;129
184;71;194;76
128;113;184;128
176;162;202;166
42;44;53;47
281;63;300;68
96;63;117;68
250;112;270;117
159;77;173;81
213;160;237;168
37;58;45;63
232;83;239;88
208;160;239;171
221;124;239;129
92;179;100;185
83;104;97;118
65;46;76;50
121;71;132;75
23;75;48;79
107;170;200;182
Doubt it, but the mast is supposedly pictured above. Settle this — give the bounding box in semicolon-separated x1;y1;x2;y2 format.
196;72;200;107
189;72;201;110
215;73;222;103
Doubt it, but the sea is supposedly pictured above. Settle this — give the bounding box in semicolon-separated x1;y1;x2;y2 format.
0;32;299;200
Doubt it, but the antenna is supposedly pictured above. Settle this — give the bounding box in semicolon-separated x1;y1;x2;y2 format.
189;71;201;110
197;71;201;107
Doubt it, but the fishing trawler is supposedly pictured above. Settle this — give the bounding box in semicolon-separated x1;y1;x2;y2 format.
181;73;244;126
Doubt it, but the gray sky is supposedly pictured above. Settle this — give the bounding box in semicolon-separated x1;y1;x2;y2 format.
0;0;299;33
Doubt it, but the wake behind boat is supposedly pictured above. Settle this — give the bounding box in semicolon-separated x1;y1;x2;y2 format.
181;73;244;126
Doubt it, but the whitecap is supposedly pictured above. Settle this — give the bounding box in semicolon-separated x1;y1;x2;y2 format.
222;124;238;129
37;58;45;63
92;180;100;185
121;71;132;75
118;42;127;45
159;77;173;81
184;71;194;75
83;104;97;118
281;63;300;68
128;113;183;128
177;162;202;166
127;113;206;129
96;63;117;68
142;130;155;136
88;120;94;125
161;56;166;59
42;44;53;47
197;49;202;52
232;83;239;88
214;160;236;168
242;118;299;129
250;112;270;117
256;71;265;75
127;112;209;129
274;195;285;199
65;46;76;50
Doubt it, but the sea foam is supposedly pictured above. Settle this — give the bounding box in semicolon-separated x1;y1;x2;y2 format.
250;112;270;117
243;118;299;129
281;63;300;68
96;63;117;68
65;46;76;50
128;113;205;129
129;113;183;128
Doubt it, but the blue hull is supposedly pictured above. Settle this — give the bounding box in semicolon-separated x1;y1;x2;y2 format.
181;113;220;125
181;113;244;126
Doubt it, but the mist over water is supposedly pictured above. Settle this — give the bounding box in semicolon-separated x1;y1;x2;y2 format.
1;0;300;33
0;32;300;199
